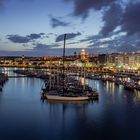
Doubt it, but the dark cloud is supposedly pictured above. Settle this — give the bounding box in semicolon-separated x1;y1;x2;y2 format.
65;0;116;18
87;33;140;53
116;33;140;52
65;0;140;36
121;2;140;35
7;33;45;43
99;1;140;36
48;33;54;35
7;35;30;43
33;43;60;50
39;33;45;35
22;43;30;47
33;43;51;50
97;1;140;52
50;16;70;28
100;3;122;36
56;32;81;42
67;0;140;53
27;33;45;40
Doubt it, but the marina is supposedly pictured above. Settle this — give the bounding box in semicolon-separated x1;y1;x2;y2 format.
13;69;140;93
0;0;140;139
0;67;140;140
1;36;140;139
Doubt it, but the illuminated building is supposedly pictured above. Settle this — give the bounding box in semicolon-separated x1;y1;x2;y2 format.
80;49;87;61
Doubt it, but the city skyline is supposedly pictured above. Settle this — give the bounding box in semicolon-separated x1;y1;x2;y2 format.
0;0;140;56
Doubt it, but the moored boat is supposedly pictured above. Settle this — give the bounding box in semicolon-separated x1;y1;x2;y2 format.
41;34;99;102
45;94;89;101
123;82;136;91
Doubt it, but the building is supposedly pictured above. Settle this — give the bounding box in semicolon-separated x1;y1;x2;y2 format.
98;54;107;65
106;54;116;66
80;49;88;61
115;55;124;66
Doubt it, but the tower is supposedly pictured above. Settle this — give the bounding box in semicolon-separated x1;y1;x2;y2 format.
80;49;86;60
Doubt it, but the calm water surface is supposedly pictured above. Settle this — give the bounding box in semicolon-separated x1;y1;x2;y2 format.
0;68;140;140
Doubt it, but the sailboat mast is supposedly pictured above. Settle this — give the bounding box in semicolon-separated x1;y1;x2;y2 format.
63;34;66;94
63;34;66;72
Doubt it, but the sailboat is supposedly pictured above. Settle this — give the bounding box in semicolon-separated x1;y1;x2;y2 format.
42;34;97;101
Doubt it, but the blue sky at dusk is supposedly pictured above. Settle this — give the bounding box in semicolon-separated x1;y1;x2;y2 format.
0;0;140;56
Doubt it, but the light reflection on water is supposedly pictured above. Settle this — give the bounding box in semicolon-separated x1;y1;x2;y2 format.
0;68;140;140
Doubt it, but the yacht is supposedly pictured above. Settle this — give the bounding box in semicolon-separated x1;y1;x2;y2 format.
41;34;98;101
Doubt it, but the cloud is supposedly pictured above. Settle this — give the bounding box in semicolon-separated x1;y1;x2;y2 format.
27;33;45;40
65;0;140;36
56;32;81;42
100;1;140;36
116;33;140;52
65;0;140;53
33;43;51;50
67;41;80;45
7;35;30;43
87;32;140;53
50;16;70;28
65;0;116;18
33;43;60;50
80;35;102;43
100;3;122;36
121;2;140;35
7;33;45;43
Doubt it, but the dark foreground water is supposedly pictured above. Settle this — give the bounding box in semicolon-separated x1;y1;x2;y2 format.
0;68;140;140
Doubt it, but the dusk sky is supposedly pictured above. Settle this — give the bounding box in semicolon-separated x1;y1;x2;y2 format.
0;0;140;56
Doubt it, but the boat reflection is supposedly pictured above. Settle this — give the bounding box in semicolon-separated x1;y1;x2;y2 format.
133;90;140;104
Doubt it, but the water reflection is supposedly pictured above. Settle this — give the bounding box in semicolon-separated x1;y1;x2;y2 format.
0;67;140;140
132;90;140;104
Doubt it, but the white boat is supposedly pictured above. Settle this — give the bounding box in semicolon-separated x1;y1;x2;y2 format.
45;94;89;101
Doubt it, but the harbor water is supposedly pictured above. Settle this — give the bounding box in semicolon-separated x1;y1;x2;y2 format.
0;68;140;140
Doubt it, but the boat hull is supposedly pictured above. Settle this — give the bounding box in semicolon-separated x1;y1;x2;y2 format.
45;94;89;101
